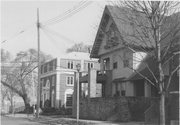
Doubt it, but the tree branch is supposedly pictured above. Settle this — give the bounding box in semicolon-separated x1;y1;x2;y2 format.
1;80;23;97
166;65;180;91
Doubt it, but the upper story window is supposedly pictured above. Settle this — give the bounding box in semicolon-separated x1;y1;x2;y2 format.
123;59;130;68
66;76;74;86
113;62;118;69
49;61;53;71
88;62;94;69
84;62;94;70
67;61;73;69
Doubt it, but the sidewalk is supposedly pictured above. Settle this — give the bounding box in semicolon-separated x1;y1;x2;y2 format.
5;114;155;125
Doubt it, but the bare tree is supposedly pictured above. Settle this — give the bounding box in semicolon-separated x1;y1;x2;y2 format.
66;42;92;53
108;1;180;125
1;48;52;111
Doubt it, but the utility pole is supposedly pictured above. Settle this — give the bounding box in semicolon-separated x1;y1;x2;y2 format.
36;8;40;118
76;64;81;123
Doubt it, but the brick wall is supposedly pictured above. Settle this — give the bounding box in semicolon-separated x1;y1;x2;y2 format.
59;74;74;107
79;97;158;122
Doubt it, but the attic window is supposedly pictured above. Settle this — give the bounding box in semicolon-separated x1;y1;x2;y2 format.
104;23;119;49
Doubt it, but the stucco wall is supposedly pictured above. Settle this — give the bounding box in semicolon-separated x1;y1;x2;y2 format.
100;49;133;80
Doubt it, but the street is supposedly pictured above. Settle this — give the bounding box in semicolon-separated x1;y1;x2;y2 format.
1;116;44;125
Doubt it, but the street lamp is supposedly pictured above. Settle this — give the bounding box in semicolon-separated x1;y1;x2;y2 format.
76;63;81;123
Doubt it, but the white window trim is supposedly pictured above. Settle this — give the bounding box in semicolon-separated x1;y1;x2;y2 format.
66;76;74;86
64;89;73;108
67;60;74;69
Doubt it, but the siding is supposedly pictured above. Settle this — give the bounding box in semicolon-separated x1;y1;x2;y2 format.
100;49;133;80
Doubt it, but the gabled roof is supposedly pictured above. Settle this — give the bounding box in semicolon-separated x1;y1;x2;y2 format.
90;5;154;58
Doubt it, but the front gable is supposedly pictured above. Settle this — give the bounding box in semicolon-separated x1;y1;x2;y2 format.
90;6;131;58
90;6;155;59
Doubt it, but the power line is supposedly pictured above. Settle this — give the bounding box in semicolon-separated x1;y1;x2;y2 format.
42;1;93;26
41;26;75;44
42;0;85;25
42;0;88;26
1;23;36;44
41;27;62;50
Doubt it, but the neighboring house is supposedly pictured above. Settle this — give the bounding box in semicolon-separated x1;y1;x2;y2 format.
40;52;99;109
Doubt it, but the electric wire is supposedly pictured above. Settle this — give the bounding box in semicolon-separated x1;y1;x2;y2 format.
42;0;85;25
1;23;36;44
42;1;89;26
42;1;93;26
41;26;75;44
40;27;62;51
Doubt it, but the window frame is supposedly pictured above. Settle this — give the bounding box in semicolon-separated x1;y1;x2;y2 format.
113;62;118;69
66;94;73;107
67;60;74;69
66;76;74;86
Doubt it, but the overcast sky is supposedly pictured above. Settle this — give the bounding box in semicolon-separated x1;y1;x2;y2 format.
1;0;110;57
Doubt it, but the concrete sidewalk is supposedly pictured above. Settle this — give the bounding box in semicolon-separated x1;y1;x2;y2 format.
5;114;154;125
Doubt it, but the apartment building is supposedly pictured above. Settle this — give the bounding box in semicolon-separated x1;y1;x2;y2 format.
40;52;99;109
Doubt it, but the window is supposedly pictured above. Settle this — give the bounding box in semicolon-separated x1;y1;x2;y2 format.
88;63;90;69
49;61;53;71
66;76;74;86
123;59;129;68
113;62;117;69
86;62;94;70
66;94;73;107
67;61;73;69
91;63;93;68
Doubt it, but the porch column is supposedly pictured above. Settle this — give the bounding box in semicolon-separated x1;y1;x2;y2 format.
55;72;60;108
88;69;97;98
72;72;77;117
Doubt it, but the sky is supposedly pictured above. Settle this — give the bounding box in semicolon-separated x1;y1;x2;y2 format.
1;0;111;58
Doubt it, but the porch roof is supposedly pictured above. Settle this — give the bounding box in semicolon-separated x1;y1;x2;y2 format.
113;77;127;83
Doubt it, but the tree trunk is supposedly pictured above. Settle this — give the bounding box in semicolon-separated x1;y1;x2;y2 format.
22;94;30;114
10;95;14;114
160;91;166;125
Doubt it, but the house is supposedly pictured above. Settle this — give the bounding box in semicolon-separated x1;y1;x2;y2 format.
40;52;99;109
78;5;156;99
73;5;179;123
